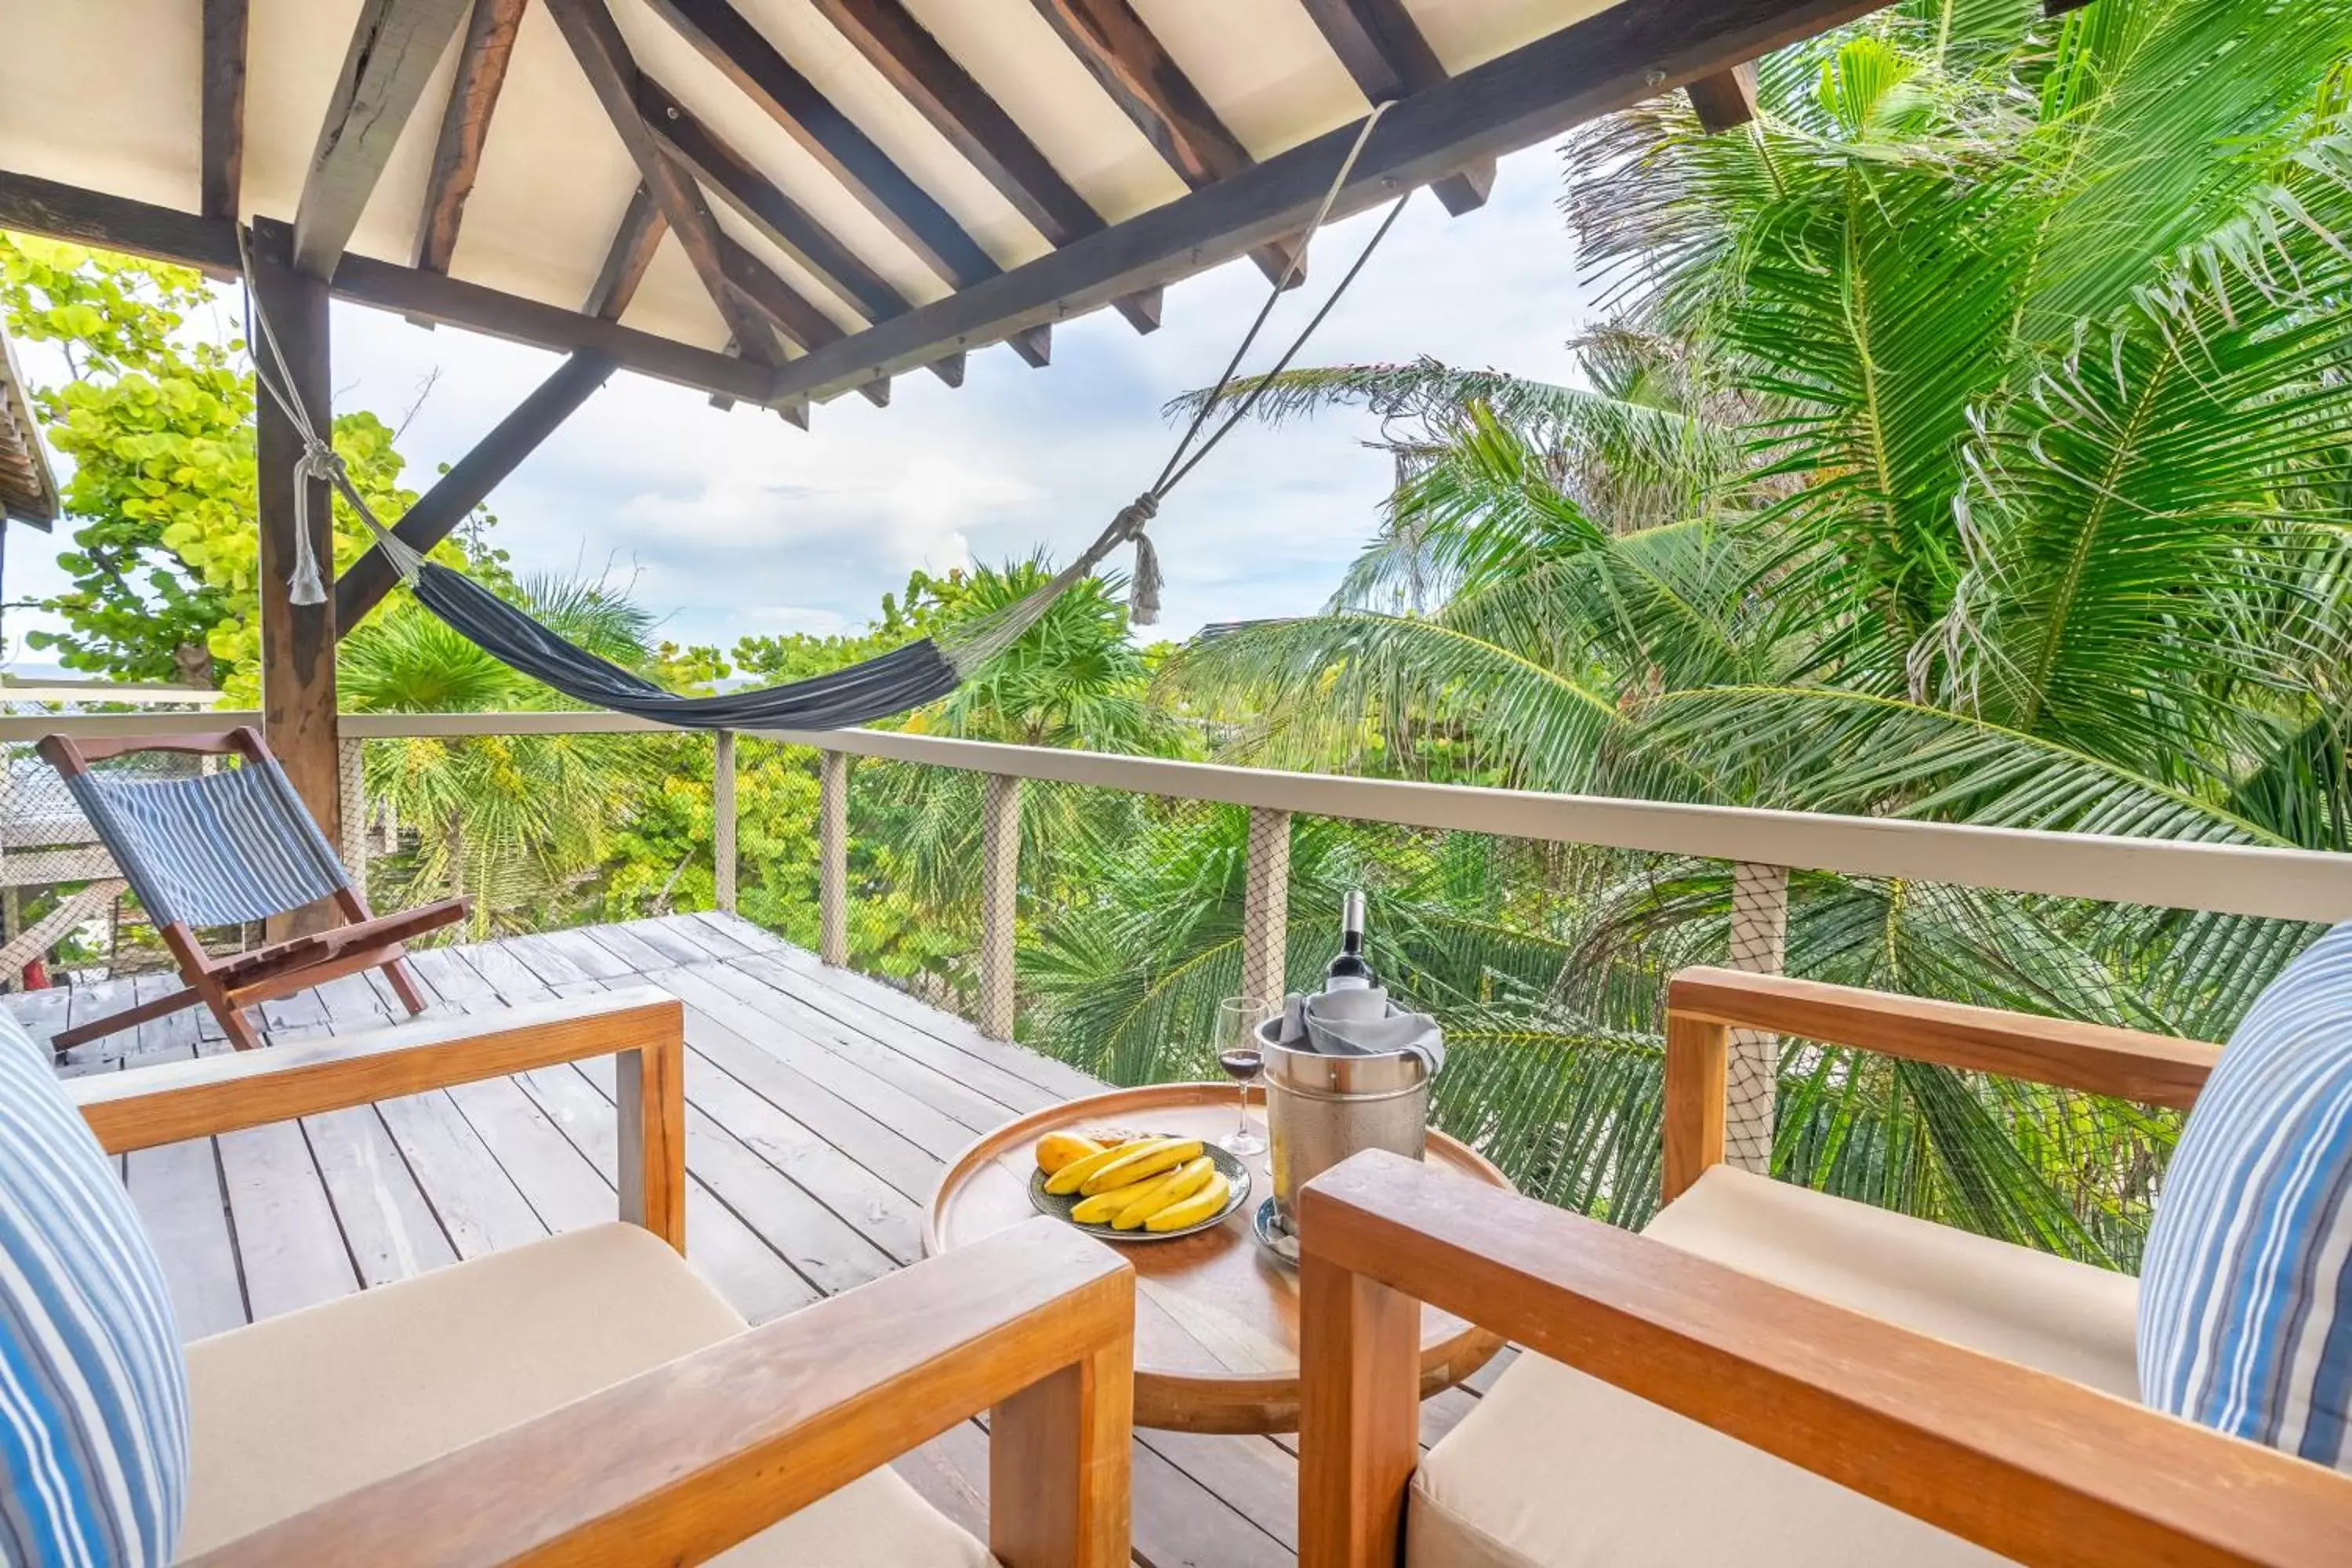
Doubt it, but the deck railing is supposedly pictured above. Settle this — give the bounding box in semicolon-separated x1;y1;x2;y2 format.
6;705;2350;1203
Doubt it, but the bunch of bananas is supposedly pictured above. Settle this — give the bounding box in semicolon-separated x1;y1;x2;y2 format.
1036;1132;1232;1233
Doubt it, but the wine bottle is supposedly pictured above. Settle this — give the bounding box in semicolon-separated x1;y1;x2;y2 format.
1324;889;1377;990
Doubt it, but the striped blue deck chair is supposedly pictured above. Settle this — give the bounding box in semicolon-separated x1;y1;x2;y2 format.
38;726;467;1052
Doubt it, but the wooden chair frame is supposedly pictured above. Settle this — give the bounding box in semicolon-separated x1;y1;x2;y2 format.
38;726;467;1053
67;989;1134;1567
1297;969;2352;1568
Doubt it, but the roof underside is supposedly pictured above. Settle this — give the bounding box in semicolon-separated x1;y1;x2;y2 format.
0;332;59;529
0;0;1873;419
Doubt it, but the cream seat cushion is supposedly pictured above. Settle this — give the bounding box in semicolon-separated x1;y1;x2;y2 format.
176;1222;993;1566
1408;1167;2141;1568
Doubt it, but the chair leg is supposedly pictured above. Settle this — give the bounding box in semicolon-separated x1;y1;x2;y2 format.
381;956;429;1016
214;998;265;1052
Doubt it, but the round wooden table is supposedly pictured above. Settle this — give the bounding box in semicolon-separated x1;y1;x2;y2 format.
924;1082;1512;1434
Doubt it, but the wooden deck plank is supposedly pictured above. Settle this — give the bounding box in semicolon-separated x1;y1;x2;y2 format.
258;982;331;1035
302;1104;459;1287
57;975;135;1075
608;916;711;967
654;909;758;958
215;1120;360;1320
372;1089;551;1260
444;1073;619;1236
534;924;641;980
125;1136;248;1339
451;938;561;1000
122;969;205;1069
689;959;1018;1132
575;919;679;973
405;945;496;1002
495;931;594;987
512;1062;822;1323
652;964;982;1161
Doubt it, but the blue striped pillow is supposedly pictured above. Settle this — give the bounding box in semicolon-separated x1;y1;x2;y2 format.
0;1008;187;1563
2140;920;2352;1467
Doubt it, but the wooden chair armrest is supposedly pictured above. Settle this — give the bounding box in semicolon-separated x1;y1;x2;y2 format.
1298;1151;2352;1568
69;989;687;1247
1661;967;2220;1203
186;1217;1135;1568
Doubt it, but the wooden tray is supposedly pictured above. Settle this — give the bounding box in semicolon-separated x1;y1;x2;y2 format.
925;1080;1512;1435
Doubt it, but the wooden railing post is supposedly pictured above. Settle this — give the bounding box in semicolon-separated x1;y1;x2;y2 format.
713;728;737;914
818;747;849;967
1724;861;1788;1172
1240;806;1290;1004
980;772;1021;1040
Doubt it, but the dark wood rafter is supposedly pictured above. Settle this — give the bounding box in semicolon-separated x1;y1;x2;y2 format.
641;0;997;289
334;350;619;634
200;0;251;221
633;74;961;389
541;0;785;367
713;237;891;408
416;0;532;272
1297;0;1493;215
583;183;667;319
768;0;1889;405
245;219;339;930
0;169;779;405
1686;60;1760;132
799;0;1159;333
1027;0;1306;289
292;0;475;278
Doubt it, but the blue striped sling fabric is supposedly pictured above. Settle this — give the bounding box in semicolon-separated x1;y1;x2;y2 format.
60;761;348;930
2140;920;2352;1468
0;1008;187;1564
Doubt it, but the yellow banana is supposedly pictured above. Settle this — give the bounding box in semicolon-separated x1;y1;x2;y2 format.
1046;1138;1160;1196
1112;1156;1215;1231
1080;1137;1203;1196
1144;1173;1232;1232
1068;1185;1134;1225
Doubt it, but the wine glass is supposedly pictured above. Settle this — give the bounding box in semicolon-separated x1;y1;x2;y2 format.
1215;996;1273;1156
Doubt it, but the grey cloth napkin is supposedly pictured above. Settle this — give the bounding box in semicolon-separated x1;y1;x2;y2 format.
1269;988;1446;1075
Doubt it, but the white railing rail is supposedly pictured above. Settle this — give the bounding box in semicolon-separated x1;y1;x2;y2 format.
7;706;2346;1161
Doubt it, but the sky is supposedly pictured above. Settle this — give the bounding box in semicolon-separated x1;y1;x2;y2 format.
5;141;1587;666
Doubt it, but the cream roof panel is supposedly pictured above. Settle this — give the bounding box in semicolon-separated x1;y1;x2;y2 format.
347;24;467;265
1129;0;1363;160
902;0;1189;227
446;3;643;312
241;0;359;227
0;0;201;214
710;204;868;336
1406;0;1628;74
615;228;735;350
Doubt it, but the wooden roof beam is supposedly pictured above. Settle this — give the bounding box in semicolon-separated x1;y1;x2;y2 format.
416;0;531;272
336;350;619;633
542;0;785;367
632;74;962;387
1686;61;1759;133
1027;0;1306;289
0;168;782;406
200;0;250;221
764;0;1888;406
292;0;474;278
642;0;1000;292
583;182;667;319
798;0;1159;336
711;234;888;408
1297;0;1494;215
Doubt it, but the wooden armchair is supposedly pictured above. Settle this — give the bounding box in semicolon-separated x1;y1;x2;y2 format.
1296;970;2352;1568
68;989;1134;1566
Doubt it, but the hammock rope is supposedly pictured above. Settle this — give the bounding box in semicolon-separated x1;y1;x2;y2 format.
241;98;1404;731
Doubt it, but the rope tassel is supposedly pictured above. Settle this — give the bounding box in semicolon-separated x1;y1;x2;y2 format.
1131;532;1163;626
288;437;338;608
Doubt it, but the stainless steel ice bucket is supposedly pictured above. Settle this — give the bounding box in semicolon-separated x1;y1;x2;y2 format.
1256;1018;1431;1231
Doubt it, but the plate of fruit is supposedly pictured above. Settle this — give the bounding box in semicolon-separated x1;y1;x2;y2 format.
1029;1131;1252;1240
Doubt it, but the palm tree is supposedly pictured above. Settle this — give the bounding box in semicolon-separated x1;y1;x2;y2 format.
1022;0;2352;1262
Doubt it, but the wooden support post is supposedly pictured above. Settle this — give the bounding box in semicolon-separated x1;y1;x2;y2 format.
989;1331;1134;1567
616;1027;688;1254
1298;1238;1421;1568
1662;1011;1730;1206
1240;806;1290;1004
713;729;737;914
1724;860;1788;1172
979;772;1021;1040
249;218;341;939
818;748;849;967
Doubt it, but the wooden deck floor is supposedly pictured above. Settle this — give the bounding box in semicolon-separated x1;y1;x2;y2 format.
11;912;1504;1566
